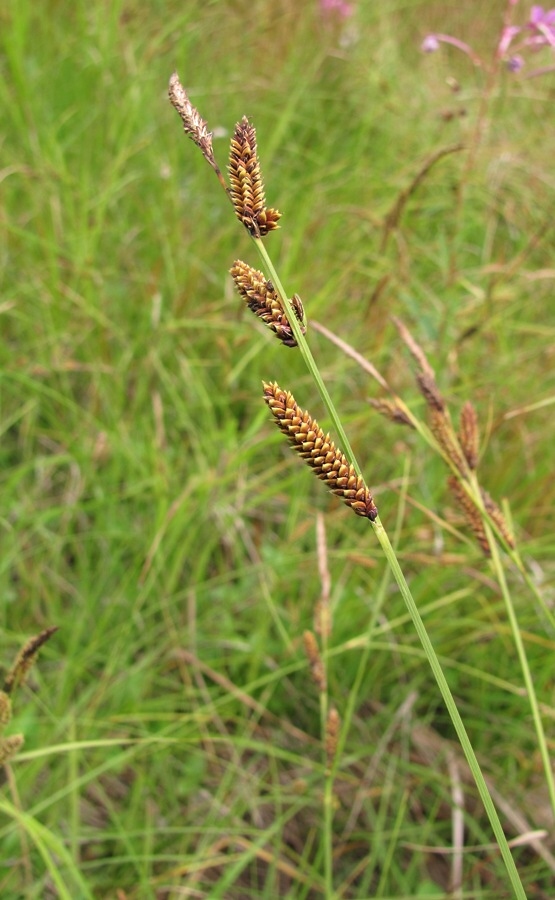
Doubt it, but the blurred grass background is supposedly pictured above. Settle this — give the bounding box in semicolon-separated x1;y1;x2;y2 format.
1;0;554;896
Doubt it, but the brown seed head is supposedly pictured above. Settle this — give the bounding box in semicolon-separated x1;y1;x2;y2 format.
3;626;58;695
325;707;341;770
448;475;490;555
369;398;414;428
303;631;326;692
230;261;306;347
459;401;479;470
0;733;24;765
481;488;515;549
416;371;445;413
428;407;468;477
449;477;515;553
168;73;216;167
263;382;378;521
0;691;11;728
228;117;281;237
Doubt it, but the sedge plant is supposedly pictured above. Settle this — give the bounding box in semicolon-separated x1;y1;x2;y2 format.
168;70;551;899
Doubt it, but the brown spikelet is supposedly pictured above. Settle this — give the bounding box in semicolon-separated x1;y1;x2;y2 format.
325;707;341;770
230;260;306;347
448;475;490;555
263;383;378;520
0;691;11;728
428;406;468;477
481;488;515;549
0;733;24;765
228;117;281;237
168;73;217;167
3;627;58;695
459;401;479;470
303;631;326;692
416;371;445;413
395;324;469;476
369;398;414;428
314;598;332;639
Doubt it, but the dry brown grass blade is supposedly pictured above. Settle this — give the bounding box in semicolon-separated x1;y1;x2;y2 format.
315;512;332;638
310;319;390;392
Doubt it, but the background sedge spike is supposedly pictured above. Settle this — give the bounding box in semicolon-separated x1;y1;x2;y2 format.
263;382;378;521
448;475;490;555
459;400;479;470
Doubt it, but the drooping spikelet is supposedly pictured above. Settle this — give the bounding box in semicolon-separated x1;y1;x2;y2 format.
228;118;281;237
392;316;514;552
168;73;217;168
263;382;378;521
369;397;414;428
230;260;306;347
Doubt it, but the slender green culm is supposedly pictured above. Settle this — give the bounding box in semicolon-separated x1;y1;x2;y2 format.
169;71;530;900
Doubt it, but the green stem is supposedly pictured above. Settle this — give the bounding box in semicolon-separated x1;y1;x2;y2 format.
323;746;336;900
373;520;527;900
254;238;527;898
254;240;362;478
485;520;555;820
319;614;333;898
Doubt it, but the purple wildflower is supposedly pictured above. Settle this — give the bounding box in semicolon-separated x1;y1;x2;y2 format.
497;25;521;57
320;0;354;18
527;6;555;47
507;54;525;71
529;5;555;27
421;34;440;53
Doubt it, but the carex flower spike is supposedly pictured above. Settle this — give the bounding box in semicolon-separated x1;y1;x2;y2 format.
168;73;216;167
228;117;281;237
263;382;378;521
230;260;305;347
168;73;228;193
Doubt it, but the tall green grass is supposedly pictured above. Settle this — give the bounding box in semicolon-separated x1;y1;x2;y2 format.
1;0;554;896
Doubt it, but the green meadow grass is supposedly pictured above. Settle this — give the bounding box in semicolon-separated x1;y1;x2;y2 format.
1;0;554;896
